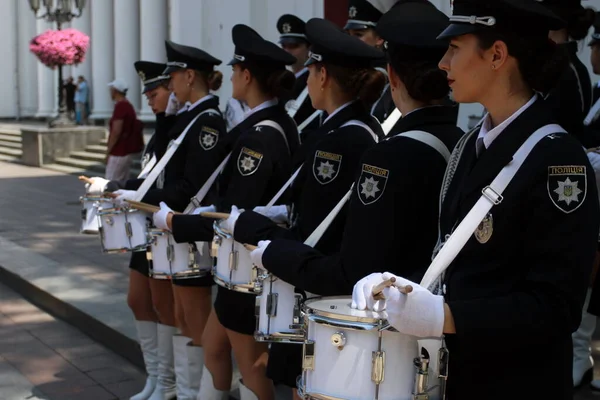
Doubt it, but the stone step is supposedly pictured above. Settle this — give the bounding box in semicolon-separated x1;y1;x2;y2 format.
0;153;19;163
0;140;22;149
70;150;141;167
0;133;22;143
43;163;99;177
0;147;22;157
85;144;107;153
0;128;22;136
53;157;140;176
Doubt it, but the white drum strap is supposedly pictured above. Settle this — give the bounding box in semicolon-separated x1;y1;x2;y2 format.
419;124;565;289
381;108;402;136
133;108;219;201
255;120;290;155
182;153;232;214
398;130;451;162
304;183;354;248
264;165;303;211
297;110;323;133
288;87;310;119
341;119;379;142
137;155;156;179
585;97;600;126
370;83;390;115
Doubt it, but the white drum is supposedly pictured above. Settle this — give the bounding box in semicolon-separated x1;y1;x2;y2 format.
255;273;304;343
80;194;113;234
298;297;446;400
97;206;150;253
147;229;213;280
211;221;259;293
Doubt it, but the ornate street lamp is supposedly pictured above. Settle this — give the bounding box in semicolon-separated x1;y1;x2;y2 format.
28;0;86;127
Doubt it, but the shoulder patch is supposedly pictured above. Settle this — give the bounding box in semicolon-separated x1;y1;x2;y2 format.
547;165;587;214
199;126;219;150
357;163;389;205
313;150;342;184
237;147;263;176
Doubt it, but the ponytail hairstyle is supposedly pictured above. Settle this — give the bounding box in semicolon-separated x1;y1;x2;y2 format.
566;6;595;41
240;61;296;101
192;69;224;92
318;63;387;110
474;29;569;94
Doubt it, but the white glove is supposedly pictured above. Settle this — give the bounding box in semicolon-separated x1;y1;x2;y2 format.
113;189;137;207
222;205;243;235
254;205;289;225
153;202;174;231
85;177;109;194
382;272;445;338
165;92;180;116
192;205;216;215
250;240;271;270
587;150;600;203
351;272;386;312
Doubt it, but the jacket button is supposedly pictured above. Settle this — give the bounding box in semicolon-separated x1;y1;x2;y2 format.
442;284;447;295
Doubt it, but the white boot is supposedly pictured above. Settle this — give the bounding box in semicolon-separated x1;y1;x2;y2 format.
130;321;158;400
239;380;259;400
148;324;177;400
196;365;229;400
173;335;191;400
573;289;596;387
186;343;204;399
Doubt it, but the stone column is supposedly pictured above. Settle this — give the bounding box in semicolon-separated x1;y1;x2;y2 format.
89;0;115;120
16;1;37;118
35;19;56;118
114;0;141;111
71;5;92;84
139;0;168;120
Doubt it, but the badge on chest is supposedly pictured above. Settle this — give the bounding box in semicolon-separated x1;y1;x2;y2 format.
474;213;493;244
547;165;587;214
313;150;342;184
238;147;263;176
357;163;389;205
200;126;219;150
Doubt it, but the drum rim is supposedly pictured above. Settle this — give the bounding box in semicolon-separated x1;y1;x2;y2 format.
97;207;143;215
80;195;113;202
213;220;232;239
305;296;386;325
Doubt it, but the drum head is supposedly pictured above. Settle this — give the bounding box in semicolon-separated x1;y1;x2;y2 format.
304;296;387;324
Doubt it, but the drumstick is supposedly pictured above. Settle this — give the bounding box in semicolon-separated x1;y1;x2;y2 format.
126;200;182;214
243;244;258;251
372;277;413;300
103;191;118;199
200;212;230;219
78;175;94;185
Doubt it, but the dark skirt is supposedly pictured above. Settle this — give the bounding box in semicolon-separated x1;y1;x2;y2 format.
214;285;257;335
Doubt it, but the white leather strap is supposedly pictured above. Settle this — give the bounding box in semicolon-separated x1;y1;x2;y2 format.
255;120;290;155
585;97;600;126
370;83;390;116
288;86;310;119
298;110;323;132
397;130;451;162
182;153;232;214
264;165;303;211
137;155;156;179
341;119;379;142
304;183;354;248
420;124;566;289
381;108;402;136
133;108;219;201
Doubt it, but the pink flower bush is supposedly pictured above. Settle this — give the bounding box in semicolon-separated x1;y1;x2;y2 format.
30;28;90;69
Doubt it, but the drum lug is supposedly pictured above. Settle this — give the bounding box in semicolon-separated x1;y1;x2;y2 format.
303;340;315;371
330;332;346;350
146;250;153;261
211;235;221;258
229;251;238;271
81;208;87;220
125;222;133;237
412;347;431;400
167;244;174;262
371;351;385;385
104;216;114;226
267;293;278;317
293;294;302;324
255;296;261;317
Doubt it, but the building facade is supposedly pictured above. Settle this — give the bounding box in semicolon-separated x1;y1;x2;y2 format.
2;0;599;130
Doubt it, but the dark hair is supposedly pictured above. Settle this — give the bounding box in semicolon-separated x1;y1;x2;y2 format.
474;30;569;94
566;7;596;41
192;69;223;92
387;49;449;103
241;62;296;100
321;63;387;109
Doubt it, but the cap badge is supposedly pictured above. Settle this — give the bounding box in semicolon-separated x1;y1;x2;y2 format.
283;23;292;33
137;71;146;82
349;6;358;18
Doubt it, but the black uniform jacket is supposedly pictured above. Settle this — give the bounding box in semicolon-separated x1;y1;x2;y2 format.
545;41;592;145
254;106;463;295
233;101;381;258
439;98;599;400
171;103;299;244
581;83;600;148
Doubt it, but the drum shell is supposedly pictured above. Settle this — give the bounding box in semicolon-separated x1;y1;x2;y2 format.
80;196;113;234
213;226;255;291
98;208;149;253
257;275;302;338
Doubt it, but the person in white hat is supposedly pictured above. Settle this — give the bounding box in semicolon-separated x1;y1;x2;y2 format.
106;78;141;181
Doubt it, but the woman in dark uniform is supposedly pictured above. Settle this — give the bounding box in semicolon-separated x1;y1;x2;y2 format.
354;1;600;399
114;41;227;399
226;17;385;400
153;25;299;400
84;61;177;400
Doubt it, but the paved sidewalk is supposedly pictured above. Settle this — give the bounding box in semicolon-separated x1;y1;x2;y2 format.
0;281;145;400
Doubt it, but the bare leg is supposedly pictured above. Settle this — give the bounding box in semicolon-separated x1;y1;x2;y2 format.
202;309;233;391
173;285;212;345
149;279;176;327
228;329;274;400
127;269;157;322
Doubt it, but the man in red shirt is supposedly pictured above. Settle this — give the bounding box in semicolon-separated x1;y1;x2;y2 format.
106;79;141;180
